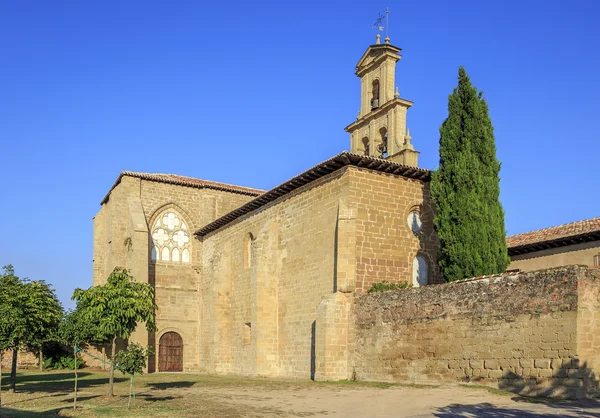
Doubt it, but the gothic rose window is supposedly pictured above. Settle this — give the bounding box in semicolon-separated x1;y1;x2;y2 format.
151;211;190;263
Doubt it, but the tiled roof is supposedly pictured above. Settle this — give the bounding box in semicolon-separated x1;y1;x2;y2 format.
195;151;431;238
101;171;264;204
507;216;600;256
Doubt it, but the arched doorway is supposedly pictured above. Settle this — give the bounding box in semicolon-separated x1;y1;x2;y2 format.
159;332;183;372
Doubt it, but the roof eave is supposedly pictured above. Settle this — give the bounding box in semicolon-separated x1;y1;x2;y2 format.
508;231;600;256
100;172;264;205
195;152;430;239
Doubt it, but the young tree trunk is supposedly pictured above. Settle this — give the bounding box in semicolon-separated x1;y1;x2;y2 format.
102;346;106;370
10;350;17;393
1;350;3;408
73;347;78;410
109;336;116;396
39;348;43;372
127;374;133;408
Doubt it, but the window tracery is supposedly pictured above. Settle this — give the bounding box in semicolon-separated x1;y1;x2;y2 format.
151;211;191;263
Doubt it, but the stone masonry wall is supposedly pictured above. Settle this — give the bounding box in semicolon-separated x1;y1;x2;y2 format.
348;168;442;294
201;168;351;378
93;175;258;372
1;350;38;369
200;165;434;379
352;266;600;398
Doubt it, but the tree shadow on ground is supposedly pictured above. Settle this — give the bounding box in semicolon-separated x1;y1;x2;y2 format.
0;406;60;417
136;393;182;402
12;376;128;394
2;392;69;407
145;381;195;390
59;395;101;403
11;372;92;383
433;402;600;417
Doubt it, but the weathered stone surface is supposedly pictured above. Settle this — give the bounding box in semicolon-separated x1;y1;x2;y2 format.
352;266;600;399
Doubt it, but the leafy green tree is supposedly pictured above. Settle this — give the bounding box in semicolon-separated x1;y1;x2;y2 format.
431;67;510;282
0;265;21;407
24;280;63;375
0;265;62;393
59;308;95;410
115;343;152;408
72;267;157;396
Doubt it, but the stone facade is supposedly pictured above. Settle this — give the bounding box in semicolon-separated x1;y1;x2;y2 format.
93;173;262;372
352;266;600;399
89;35;600;400
93;152;439;376
196;165;440;378
92;37;441;377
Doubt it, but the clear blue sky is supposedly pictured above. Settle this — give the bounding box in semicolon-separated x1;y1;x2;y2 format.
1;0;598;308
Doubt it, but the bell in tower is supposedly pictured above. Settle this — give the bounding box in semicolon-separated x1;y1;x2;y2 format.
344;33;419;167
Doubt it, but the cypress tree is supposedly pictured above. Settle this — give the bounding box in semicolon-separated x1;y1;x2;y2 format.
431;67;510;282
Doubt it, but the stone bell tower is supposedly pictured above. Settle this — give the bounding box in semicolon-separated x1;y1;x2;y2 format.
345;34;419;167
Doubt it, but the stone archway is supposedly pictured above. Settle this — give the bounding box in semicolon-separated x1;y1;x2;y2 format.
158;331;183;372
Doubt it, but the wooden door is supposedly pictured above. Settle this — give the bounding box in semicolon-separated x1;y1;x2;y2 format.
159;332;183;372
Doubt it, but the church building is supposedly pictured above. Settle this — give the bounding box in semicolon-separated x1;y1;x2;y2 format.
93;35;442;378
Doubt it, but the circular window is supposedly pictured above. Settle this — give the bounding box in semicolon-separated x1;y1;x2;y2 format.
407;211;422;233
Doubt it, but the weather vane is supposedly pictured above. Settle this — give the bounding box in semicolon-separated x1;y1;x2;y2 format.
373;8;390;43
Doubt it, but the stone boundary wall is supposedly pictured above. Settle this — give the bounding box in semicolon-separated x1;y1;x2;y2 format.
1;350;38;369
352;266;600;398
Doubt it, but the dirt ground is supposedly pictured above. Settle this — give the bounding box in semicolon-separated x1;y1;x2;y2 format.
1;370;600;417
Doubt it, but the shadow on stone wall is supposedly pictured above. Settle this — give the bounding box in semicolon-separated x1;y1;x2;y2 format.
310;320;316;381
494;361;600;399
148;260;157;373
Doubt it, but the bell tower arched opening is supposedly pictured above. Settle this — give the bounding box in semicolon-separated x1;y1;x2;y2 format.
362;137;370;156
345;36;420;166
371;80;380;109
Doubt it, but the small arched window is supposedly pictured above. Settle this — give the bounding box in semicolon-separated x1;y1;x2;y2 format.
151;210;191;263
362;137;370;156
243;233;256;269
371;80;380;109
412;256;428;287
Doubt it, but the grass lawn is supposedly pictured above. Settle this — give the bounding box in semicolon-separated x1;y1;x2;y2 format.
0;369;414;417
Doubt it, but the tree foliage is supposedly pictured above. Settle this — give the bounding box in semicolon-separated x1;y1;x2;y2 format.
368;280;412;293
116;343;151;376
0;265;63;393
0;266;22;352
72;267;157;341
116;343;152;408
0;265;21;407
58;308;95;410
72;267;158;396
430;67;510;282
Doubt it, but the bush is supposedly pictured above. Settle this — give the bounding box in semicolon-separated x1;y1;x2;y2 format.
60;355;84;370
368;280;412;293
43;353;85;370
42;357;54;370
